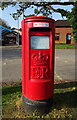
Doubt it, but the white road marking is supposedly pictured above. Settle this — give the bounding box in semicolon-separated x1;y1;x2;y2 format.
55;57;60;59
3;62;7;65
64;60;68;63
55;71;63;80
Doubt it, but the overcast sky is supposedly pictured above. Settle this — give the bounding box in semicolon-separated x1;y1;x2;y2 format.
0;4;73;29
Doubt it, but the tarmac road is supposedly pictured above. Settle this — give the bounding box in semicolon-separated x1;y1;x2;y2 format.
2;47;76;85
55;49;76;83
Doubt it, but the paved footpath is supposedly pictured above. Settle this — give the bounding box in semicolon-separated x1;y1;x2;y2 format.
1;47;76;85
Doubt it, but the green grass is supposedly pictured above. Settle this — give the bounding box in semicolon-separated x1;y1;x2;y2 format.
1;44;77;49
55;44;76;49
2;82;77;119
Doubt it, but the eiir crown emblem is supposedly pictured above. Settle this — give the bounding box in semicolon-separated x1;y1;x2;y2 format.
32;52;49;66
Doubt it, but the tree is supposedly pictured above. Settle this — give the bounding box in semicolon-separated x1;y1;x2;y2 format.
1;1;77;43
70;1;77;43
0;18;10;28
1;2;74;19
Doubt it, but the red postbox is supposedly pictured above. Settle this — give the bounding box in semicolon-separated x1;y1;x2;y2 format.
22;16;55;114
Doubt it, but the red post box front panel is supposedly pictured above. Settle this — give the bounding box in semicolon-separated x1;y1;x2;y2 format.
30;49;50;80
22;16;55;100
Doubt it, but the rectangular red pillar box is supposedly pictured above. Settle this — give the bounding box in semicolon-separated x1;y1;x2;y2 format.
22;16;55;101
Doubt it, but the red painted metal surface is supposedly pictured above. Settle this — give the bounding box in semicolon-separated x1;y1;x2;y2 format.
22;16;55;100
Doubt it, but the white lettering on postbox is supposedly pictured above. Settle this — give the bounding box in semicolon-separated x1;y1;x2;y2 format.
33;22;49;27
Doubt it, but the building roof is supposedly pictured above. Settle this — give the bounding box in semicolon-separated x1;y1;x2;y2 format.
12;28;21;35
55;20;72;27
0;25;17;34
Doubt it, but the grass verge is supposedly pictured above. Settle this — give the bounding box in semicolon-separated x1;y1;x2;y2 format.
55;44;76;49
2;82;77;119
1;44;77;49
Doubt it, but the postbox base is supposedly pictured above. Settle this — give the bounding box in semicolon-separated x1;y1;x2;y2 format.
22;96;53;115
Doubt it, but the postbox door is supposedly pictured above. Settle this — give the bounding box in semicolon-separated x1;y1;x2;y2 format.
30;35;50;80
30;34;52;81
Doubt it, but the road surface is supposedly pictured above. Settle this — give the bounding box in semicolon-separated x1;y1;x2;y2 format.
1;47;76;85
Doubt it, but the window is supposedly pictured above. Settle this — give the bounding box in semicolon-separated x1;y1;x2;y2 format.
30;36;49;49
66;33;71;44
67;33;71;40
55;33;59;40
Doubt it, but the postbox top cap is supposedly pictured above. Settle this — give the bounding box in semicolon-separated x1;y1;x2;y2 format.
24;16;55;22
